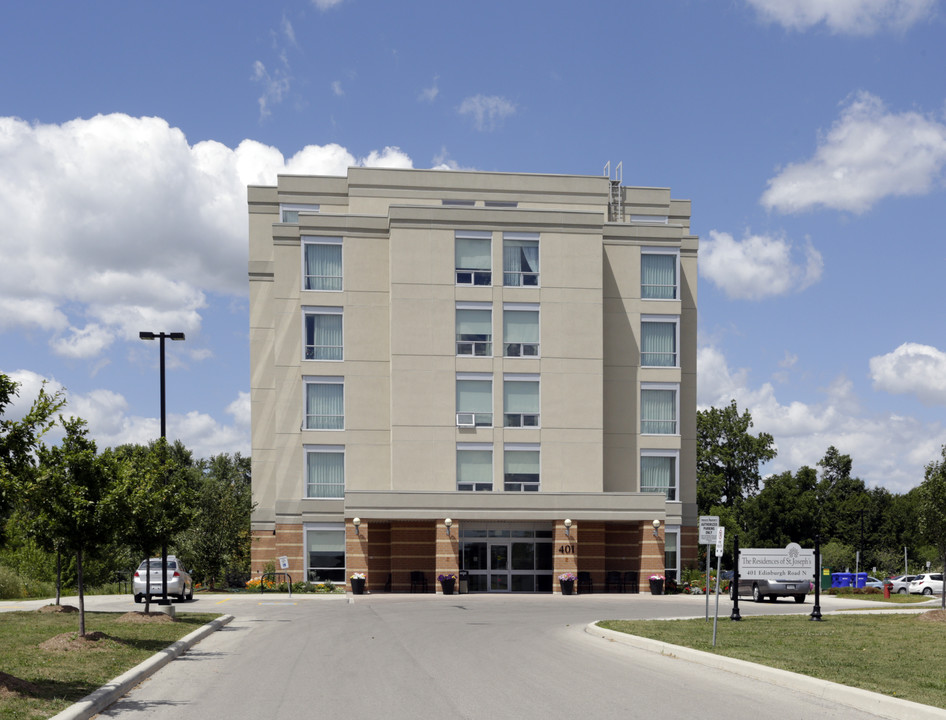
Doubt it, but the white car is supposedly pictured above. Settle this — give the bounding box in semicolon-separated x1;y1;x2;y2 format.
908;573;944;596
887;574;916;594
133;556;194;603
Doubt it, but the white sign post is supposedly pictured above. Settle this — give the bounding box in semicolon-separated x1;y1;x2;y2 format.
712;527;725;647
699;516;719;621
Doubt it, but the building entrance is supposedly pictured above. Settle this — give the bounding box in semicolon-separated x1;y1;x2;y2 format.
459;523;554;592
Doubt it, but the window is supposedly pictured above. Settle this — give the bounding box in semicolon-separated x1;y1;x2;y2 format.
504;444;539;491
456;374;492;427
504;375;539;427
443;199;476;206
641;450;678;500
503;232;539;286
641;249;678;299
641;316;678;367
664;527;679;582
456;303;492;356
484;201;518;208
305;377;344;430
503;304;539;357
305;446;344;498
455;231;491;286
303;237;342;291
457;444;492;491
306;524;345;583
281;203;319;223
641;384;678;434
304;307;343;360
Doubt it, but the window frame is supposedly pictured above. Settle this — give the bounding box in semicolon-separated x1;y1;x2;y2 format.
456;373;493;427
641;247;679;300
503;303;540;358
503;374;540;428
503;443;540;492
640;315;680;368
664;526;680;582
455;230;492;287
456;302;493;357
304;522;345;584
502;232;540;287
304;376;345;431
304;445;345;499
457;443;493;491
640;449;679;501
640;382;679;435
280;203;320;223
302;236;343;292
303;306;343;361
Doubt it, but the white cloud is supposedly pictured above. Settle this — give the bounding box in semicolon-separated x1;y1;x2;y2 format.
762;92;946;214
252;61;291;119
458;95;517;131
745;0;936;35
698;346;946;493
870;342;946;405
332;80;344;96
700;230;823;299
312;0;346;9
0;114;414;360
419;77;440;103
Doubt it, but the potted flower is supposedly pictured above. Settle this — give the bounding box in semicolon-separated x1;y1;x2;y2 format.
649;574;665;595
558;572;576;595
350;572;366;595
438;573;457;595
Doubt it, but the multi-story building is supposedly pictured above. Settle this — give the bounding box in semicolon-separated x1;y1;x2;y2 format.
248;167;698;593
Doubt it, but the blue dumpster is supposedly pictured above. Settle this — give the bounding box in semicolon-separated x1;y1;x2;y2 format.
854;572;867;589
838;572;853;588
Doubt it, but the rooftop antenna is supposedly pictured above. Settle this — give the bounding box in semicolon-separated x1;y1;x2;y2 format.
605;161;624;222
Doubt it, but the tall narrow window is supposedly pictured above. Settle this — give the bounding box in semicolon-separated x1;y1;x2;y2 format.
305;446;344;498
641;384;677;434
641;250;677;299
457;444;493;491
503;375;539;427
303;237;342;291
455;231;491;286
456;303;492;356
641;451;678;500
503;304;539;357
305;377;344;430
306;525;345;583
304;307;343;360
503;232;539;287
641;317;678;367
504;445;540;491
456;374;492;427
664;528;679;582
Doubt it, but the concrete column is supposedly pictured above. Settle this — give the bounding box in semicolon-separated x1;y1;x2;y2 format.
553;520;578;593
435;519;459;593
346;518;369;592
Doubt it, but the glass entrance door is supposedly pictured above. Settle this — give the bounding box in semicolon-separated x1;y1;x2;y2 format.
460;523;554;592
490;543;509;591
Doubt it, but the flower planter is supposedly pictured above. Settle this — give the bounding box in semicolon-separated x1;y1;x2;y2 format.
649;578;664;595
351;577;366;595
560;579;574;595
440;579;456;595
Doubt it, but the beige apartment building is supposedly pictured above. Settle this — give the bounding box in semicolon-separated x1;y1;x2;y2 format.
248;166;698;593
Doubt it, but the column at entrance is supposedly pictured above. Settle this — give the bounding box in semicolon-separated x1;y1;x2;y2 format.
346;518;368;592
435;519;460;594
640;520;666;581
553;520;578;594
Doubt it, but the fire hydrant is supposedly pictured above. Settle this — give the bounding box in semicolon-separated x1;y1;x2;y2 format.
883;582;891;599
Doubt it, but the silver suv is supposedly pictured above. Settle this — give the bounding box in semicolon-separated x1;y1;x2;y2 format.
133;556;193;603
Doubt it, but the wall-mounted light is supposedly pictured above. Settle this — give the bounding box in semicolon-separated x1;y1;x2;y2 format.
564;518;572;538
652;519;661;538
445;518;453;537
353;517;361;536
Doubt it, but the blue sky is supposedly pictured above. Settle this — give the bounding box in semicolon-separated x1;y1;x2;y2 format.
2;0;945;494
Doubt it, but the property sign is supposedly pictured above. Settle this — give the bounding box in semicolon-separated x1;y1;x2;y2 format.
739;542;814;581
699;515;719;544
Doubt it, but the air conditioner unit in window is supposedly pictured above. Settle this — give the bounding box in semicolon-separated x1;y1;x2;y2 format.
456;413;476;427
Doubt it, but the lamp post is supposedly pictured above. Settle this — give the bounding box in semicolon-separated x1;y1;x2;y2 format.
139;331;185;605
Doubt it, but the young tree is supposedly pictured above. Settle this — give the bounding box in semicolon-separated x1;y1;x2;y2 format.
917;445;946;610
696;400;777;514
21;418;118;636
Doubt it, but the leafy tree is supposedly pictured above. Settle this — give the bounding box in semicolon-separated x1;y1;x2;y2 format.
175;453;253;589
20;418;118;635
741;466;818;548
696;400;776;514
917;445;946;610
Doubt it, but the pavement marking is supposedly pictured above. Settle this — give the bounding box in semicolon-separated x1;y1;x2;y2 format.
215;598;230;604
258;602;297;606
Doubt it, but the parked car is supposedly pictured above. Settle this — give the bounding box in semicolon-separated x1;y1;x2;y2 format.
887;575;916;594
864;576;884;589
133;556;193;603
908;573;944;596
729;576;809;603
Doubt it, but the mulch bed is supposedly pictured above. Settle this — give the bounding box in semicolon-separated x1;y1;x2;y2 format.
36;604;78;614
917;609;946;623
38;631;110;651
0;671;40;698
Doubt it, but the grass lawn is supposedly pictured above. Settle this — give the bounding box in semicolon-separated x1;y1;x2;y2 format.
599;610;946;709
0;608;220;720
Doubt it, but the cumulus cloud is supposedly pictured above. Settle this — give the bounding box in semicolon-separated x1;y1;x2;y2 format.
762;92;946;214
870;343;946;405
0;113;414;360
698;346;946;493
745;0;936;34
699;230;823;299
458;95;517;131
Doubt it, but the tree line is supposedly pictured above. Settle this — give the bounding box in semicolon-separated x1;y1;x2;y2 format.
0;374;253;634
698;400;946;588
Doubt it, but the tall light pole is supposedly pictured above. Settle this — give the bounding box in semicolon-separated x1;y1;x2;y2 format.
139;331;185;605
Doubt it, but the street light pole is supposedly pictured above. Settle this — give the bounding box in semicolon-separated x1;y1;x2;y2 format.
139;331;185;605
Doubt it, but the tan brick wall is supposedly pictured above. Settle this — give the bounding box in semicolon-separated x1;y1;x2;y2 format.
346;518;369;592
435;519;459;593
390;520;435;592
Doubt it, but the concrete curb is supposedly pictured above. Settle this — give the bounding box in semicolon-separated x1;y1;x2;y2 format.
586;622;946;720
48;614;235;720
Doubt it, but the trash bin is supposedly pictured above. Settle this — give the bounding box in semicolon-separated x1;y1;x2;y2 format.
821;567;832;590
458;570;469;595
854;572;867;589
